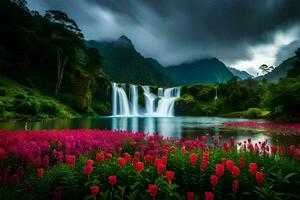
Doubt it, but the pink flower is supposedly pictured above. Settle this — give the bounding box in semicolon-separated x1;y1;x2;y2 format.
232;179;239;193
66;155;76;166
96;152;104;162
83;164;93;176
0;148;5;159
90;185;99;198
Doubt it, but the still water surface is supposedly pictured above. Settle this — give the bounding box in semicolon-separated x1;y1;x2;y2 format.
1;116;299;145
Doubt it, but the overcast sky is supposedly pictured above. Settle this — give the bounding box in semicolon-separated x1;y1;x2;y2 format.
27;0;300;76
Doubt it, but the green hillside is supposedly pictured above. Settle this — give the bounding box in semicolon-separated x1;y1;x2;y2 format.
227;67;252;80
164;58;234;85
258;56;297;82
0;75;79;121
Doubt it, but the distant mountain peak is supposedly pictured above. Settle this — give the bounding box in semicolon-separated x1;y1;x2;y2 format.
115;35;133;47
227;67;252;80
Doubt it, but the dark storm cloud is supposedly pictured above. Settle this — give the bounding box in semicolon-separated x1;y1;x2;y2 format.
27;0;300;67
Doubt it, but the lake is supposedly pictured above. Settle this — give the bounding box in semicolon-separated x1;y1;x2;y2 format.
0;116;299;146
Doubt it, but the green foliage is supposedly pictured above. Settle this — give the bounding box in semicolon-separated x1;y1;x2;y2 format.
0;75;78;121
0;101;4;114
0;87;6;96
0;0;110;117
246;108;263;119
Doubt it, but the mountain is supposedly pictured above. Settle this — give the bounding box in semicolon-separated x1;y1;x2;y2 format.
227;67;252;80
164;58;234;85
86;36;172;86
87;36;235;86
258;56;298;82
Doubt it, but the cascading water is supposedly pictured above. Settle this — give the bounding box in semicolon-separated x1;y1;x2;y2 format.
142;86;156;114
111;82;181;117
130;84;139;115
214;86;218;100
112;82;131;116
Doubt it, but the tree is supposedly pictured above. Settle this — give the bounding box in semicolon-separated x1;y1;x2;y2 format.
259;64;274;74
45;10;84;94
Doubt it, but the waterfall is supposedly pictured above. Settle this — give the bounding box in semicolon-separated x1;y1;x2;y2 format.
111;82;131;116
214;86;218;100
142;86;156;114
130;84;139;115
111;82;181;117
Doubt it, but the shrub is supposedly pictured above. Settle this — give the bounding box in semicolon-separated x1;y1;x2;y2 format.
0;87;6;96
14;97;40;114
14;93;26;100
41;101;59;114
0;101;4;114
246;107;262;118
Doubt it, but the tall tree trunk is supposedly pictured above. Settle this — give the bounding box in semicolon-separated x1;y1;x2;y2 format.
55;51;68;95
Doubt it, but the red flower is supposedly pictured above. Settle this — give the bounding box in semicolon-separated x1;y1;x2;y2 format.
181;146;186;154
96;152;104;162
205;191;214;200
86;159;94;166
232;179;239;193
162;156;168;164
83;164;93;176
105;153;112;160
223;142;230;152
108;175;117;185
249;162;257;176
154;158;162;168
144;154;153;164
225;160;235;171
231;166;240;177
230;136;235;147
190;153;198;166
187;192;194;200
255;171;264;183
37;168;44;177
136;162;144;173
201;156;209;171
90;185;99;198
124;153;131;162
157;163;166;175
215;164;224;177
296;148;300;160
166;170;175;183
289;145;295;156
148;184;158;197
202;135;208;142
0;148;6;159
66;155;76;166
221;158;226;165
239;157;245;168
210;175;218;188
118;157;126;168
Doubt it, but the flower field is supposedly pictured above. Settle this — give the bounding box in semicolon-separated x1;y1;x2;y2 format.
0;130;299;200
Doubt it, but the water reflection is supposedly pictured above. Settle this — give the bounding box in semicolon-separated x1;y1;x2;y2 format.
0;116;299;145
